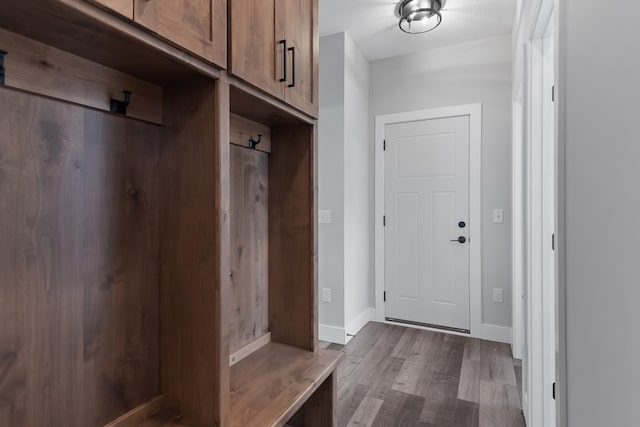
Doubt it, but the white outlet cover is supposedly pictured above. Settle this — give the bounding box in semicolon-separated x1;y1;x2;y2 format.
492;209;504;224
319;210;332;224
322;288;332;303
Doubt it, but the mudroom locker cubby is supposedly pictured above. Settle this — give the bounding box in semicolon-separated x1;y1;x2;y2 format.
0;1;340;426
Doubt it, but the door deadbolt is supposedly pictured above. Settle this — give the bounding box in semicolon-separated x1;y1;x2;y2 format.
458;221;466;228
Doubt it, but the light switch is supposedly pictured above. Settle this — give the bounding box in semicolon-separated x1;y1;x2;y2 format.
319;210;332;224
493;209;504;224
322;288;332;303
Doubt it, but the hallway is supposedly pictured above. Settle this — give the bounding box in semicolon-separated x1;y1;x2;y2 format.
323;322;525;426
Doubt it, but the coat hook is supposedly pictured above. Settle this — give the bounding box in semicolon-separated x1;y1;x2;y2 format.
249;134;262;150
110;90;132;116
0;49;7;85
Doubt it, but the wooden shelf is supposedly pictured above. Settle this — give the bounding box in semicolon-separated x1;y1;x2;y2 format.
228;343;342;427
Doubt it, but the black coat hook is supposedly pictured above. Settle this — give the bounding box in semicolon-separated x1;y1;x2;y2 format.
249;134;262;150
110;90;132;116
0;49;7;85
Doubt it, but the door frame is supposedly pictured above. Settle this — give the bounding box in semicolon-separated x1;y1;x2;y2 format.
374;104;482;338
517;0;557;425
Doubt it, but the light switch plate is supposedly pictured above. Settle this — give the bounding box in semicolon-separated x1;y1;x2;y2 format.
493;209;504;224
493;288;504;303
319;210;332;224
322;288;332;303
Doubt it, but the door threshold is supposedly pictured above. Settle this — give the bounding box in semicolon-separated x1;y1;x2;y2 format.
385;317;470;334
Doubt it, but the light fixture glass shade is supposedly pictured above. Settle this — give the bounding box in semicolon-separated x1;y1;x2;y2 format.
398;0;446;34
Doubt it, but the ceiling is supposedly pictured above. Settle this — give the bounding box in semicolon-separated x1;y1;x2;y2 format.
319;0;516;61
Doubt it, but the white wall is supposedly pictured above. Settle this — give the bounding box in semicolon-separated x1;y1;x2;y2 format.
318;33;345;330
559;1;640;425
370;34;514;328
343;34;371;335
318;32;371;342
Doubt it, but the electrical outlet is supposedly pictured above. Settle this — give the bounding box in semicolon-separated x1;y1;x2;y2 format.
494;209;504;223
493;288;504;303
319;210;332;224
493;209;504;224
322;288;332;303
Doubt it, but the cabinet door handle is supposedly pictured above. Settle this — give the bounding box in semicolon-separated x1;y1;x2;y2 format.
279;40;287;82
288;46;296;88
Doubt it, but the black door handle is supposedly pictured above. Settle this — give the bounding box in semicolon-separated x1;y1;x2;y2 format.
288;46;296;88
279;40;287;82
450;236;467;244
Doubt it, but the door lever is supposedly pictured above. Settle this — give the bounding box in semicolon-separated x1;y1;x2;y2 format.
450;236;467;244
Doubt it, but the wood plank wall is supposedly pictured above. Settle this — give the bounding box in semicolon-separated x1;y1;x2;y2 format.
229;145;270;354
0;87;161;426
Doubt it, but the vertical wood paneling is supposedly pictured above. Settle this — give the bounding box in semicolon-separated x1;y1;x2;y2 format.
0;88;35;427
81;112;161;425
229;145;269;354
25;98;85;426
0;87;161;427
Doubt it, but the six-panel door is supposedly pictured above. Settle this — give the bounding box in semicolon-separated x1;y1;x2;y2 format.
134;0;226;66
384;116;471;332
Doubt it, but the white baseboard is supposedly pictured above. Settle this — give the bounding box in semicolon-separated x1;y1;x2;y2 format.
319;308;374;345
346;308;372;338
481;323;513;345
318;324;347;345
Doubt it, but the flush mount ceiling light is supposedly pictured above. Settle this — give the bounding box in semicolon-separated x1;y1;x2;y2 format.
397;0;446;34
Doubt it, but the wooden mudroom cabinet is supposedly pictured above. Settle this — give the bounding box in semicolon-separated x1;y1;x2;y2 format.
229;0;318;117
0;0;337;426
89;0;228;67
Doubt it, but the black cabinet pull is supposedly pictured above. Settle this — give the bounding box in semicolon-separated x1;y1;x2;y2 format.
279;40;287;82
0;50;6;85
288;46;296;88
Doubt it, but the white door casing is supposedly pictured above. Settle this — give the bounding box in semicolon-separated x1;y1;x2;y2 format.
521;2;557;425
541;27;556;427
374;104;482;338
384;116;470;331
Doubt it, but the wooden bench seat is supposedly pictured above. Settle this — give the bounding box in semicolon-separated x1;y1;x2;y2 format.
228;343;342;427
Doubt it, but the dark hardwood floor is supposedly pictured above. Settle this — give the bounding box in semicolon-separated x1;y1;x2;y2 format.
320;322;526;427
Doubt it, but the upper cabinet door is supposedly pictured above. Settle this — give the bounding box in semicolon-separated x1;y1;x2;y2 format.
134;0;227;67
283;0;318;117
92;0;133;18
229;0;285;100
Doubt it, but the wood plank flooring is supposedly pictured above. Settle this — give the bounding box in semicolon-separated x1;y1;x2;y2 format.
320;322;526;427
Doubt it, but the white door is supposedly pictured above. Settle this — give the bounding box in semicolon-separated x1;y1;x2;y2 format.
384;115;471;331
